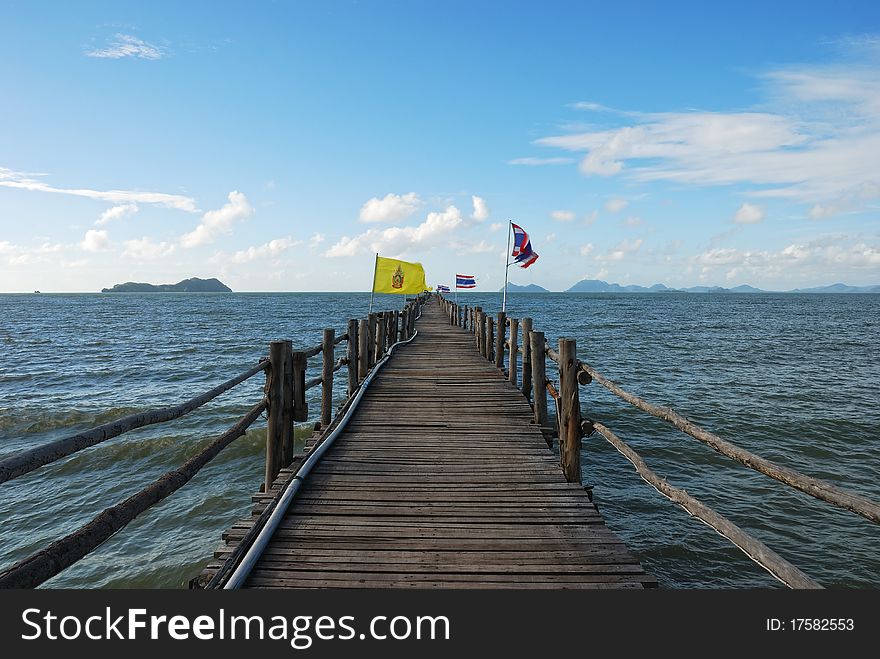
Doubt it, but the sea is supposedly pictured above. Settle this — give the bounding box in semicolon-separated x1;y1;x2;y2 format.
0;292;878;589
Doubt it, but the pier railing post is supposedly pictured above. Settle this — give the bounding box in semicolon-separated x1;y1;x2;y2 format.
264;340;286;490
508;318;518;386
367;313;377;368
486;315;495;362
347;319;358;397
376;312;386;360
475;307;484;355
321;328;334;427
358;318;369;381
399;308;408;342
521;317;532;400
495;312;505;368
558;338;582;483
530;330;549;441
291;350;307;422
282;340;294;467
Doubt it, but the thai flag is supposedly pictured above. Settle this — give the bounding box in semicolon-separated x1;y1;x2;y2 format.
456;274;476;288
436;285;450;292
510;222;539;268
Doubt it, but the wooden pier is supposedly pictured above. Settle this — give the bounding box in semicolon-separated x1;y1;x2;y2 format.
200;300;654;589
6;291;877;590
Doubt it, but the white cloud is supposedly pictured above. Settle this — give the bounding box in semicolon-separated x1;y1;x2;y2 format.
231;236;299;263
464;240;495;254
551;210;575;222
622;216;643;227
0;167;197;211
122;237;175;260
605;198;628;213
86;34;165;60
583;210;599;226
309;233;325;248
180;191;253;248
81;229;110;252
490;222;503;232
507;157;576;166
471;195;489;221
532;52;880;215
545;233;557;243
34;242;63;253
95;203;138;226
596;238;643;262
733;202;765;224
326;204;466;258
358;192;421;223
579;243;594;256
0;241;17;254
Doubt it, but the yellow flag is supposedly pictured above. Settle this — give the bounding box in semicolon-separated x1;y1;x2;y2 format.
372;256;427;294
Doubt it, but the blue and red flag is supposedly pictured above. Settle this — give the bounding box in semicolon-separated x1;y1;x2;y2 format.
510;222;539;268
456;274;476;288
436;284;450;293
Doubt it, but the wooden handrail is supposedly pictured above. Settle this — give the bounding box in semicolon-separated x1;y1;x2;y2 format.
578;360;880;525
0;400;268;589
0;359;269;486
591;420;822;589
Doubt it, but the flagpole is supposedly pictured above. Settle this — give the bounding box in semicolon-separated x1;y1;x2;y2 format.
454;275;458;305
502;220;512;312
369;252;378;314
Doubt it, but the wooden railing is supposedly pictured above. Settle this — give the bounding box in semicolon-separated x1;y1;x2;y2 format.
0;294;427;589
437;295;880;589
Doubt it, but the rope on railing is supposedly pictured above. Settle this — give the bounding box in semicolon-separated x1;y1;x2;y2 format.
590;420;822;589
0;399;268;589
578;361;880;525
0;359;269;486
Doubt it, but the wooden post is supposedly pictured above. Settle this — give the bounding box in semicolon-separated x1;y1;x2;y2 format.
475;307;484;354
358;318;369;381
495;312;505;368
486;315;494;362
291;350;307;422
508;318;518;386
399;308;408;341
375;312;386;361
264;340;286;490
281;340;294;467
521;317;532;400
367;313;377;368
321;328;334;427
558;337;582;483
530;330;549;434
346;319;358;396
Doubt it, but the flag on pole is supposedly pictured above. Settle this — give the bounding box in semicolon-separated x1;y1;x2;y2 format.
510;222;539;268
436;285;450;293
456;274;476;288
372;256;427;294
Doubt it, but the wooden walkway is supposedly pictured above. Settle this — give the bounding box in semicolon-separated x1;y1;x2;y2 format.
202;300;654;589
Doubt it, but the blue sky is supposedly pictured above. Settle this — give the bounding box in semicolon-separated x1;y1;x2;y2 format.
1;0;879;292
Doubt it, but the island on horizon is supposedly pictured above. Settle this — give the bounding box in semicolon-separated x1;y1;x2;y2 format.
101;277;232;293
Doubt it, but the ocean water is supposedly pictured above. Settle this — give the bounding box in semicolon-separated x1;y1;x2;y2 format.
0;292;877;588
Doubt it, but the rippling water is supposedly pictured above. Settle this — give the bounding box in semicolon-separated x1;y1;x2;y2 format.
0;292;877;588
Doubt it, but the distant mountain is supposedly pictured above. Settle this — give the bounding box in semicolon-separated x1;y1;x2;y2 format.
789;283;880;294
500;283;551;293
566;279;670;293
101;277;232;293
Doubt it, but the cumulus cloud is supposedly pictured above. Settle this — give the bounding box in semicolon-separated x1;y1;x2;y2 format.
733;202;765;224
86;34;165;60
551;210;575;222
490;222;503;232
231;237;299;263
326;205;466;258
309;233;325;248
0;167;197;211
95;203;138;226
122;237;175;260
81;229;110;252
471;195;489;221
180;191;253;248
545;233;557;243
358;192;421;223
605;198;628;213
579;243;594;256
596;238;643;262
